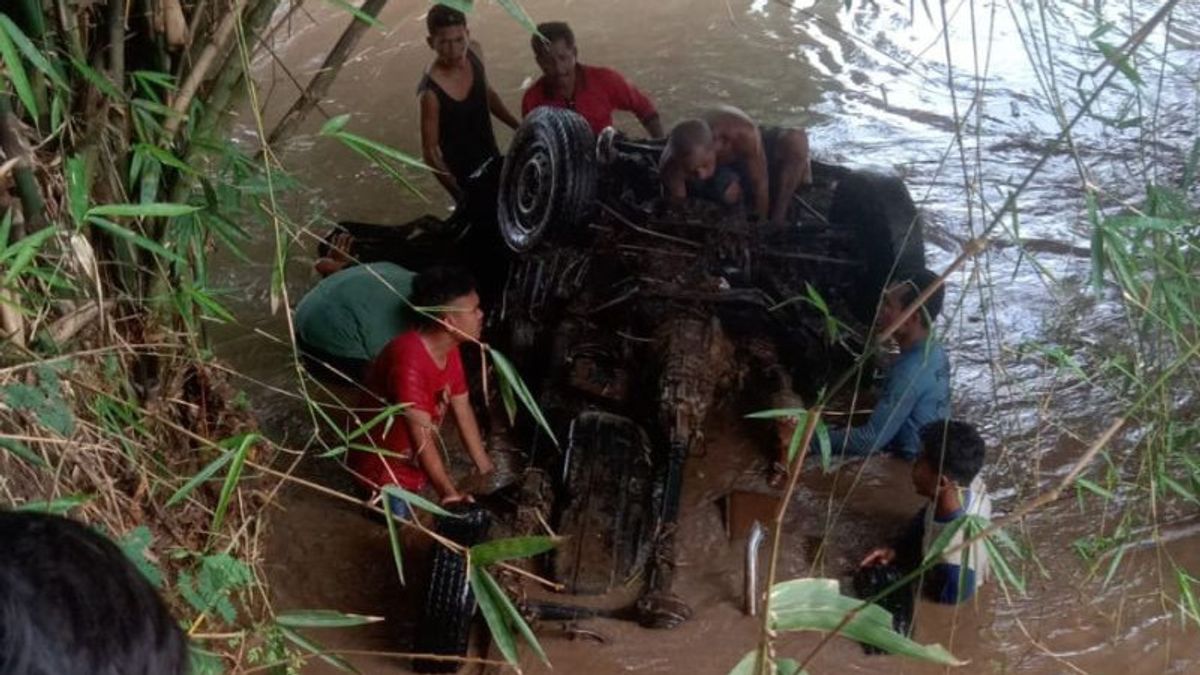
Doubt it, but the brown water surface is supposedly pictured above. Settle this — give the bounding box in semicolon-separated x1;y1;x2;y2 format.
214;0;1200;672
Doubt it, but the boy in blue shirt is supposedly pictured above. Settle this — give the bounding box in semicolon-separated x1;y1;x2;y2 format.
771;269;950;486
860;420;992;604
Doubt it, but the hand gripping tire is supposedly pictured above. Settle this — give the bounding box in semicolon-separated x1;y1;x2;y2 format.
412;507;492;674
497;107;598;253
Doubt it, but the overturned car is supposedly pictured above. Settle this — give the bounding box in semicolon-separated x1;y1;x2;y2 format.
384;108;928;669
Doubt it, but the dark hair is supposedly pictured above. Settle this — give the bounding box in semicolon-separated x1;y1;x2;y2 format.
531;21;575;57
0;511;188;675
426;3;466;35
918;420;985;485
663;119;713;165
893;268;944;327
409;265;477;327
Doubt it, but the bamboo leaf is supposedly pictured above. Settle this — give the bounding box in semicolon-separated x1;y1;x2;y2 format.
471;566;549;665
745;407;808;420
68;55;124;100
67;155;89;227
729;650;807;675
212;433;257;530
167;445;237;507
380;483;458;518
279;626;360;673
87;216;186;264
15;494;91;515
276;610;384;629
1095;41;1143;87
0;18;38;117
88;202;200;218
320;0;385;28
470;565;519;665
1075;477;1115;500
0;15;67;90
470;536;559;567
769;578;963;664
495;0;540;37
382;493;406;586
1;227;56;285
319;113;351;135
0;437;47;467
489;347;558;446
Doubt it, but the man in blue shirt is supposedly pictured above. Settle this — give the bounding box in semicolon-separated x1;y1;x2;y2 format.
771;269;950;486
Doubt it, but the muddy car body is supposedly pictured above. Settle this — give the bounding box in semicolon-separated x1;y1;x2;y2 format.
399;108;927;669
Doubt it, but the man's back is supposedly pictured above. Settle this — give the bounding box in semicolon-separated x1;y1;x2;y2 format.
294;262;415;363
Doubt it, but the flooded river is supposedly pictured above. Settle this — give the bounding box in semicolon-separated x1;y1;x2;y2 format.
211;0;1200;672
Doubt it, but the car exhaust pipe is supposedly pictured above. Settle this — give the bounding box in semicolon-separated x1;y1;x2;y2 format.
745;520;766;616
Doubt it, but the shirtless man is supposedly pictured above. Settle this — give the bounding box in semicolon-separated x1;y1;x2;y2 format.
659;106;811;224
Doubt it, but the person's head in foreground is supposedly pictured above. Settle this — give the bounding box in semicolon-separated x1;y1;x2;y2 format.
409;265;483;341
530;21;578;90
0;510;188;675
911;420;985;499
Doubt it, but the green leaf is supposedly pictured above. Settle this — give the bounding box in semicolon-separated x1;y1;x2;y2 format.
382;494;406;586
745;407;808;420
275;610;384;629
729;650;807;675
67;155;89;226
470;566;549;665
470;536;559;567
87;215;186;265
319;113;351;135
490;347;558;446
0;15;68;90
279;626;360;673
0;18;39;117
1075;477;1115;500
380;483;458;518
496;0;540;36
212;433;257;531
1095;40;1143;87
0;437;47;466
15;494;91;515
188;646;226;675
1086;192;1104;294
319;0;384;28
88;202;200;218
1;227;57;285
68;55;124;100
769;578;963;665
167;446;237;507
118;525;164;588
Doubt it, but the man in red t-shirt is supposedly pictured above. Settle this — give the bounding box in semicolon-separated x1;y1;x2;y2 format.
522;22;664;138
351;266;495;510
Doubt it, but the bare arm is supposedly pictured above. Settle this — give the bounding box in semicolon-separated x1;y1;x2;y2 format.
642;113;665;139
451;393;494;475
487;86;520;130
404;408;462;502
419;89;463;201
659;155;688;206
740;129;770;220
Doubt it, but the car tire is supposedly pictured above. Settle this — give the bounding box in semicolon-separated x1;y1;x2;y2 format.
412;507;492;674
553;411;658;595
498;107;598;253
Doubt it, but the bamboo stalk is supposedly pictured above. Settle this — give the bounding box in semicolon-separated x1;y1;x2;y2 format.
164;0;253;142
0;94;45;236
264;0;390;148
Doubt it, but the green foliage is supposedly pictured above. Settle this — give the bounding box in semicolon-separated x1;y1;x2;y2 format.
490;346;558;446
275;609;383;629
118;525;165;588
14;493;91;514
1;364;75;436
729;651;806;675
768;579;963;665
178;553;254;624
470;535;559;567
318;114;430;199
0;437;45;465
469;565;549;666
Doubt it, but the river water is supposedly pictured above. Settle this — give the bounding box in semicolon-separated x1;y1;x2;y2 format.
212;0;1200;672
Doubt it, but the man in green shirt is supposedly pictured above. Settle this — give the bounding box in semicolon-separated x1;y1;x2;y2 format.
294;235;416;382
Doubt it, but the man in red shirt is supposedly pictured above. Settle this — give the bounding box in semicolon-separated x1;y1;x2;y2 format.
351;266;495;512
522;22;664;138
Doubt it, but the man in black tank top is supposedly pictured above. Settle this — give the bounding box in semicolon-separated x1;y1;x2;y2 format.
419;6;518;209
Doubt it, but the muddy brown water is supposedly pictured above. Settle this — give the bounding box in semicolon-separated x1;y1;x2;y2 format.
212;0;1200;672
